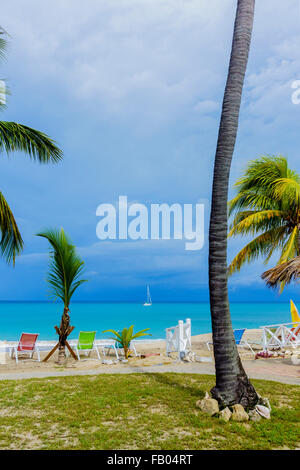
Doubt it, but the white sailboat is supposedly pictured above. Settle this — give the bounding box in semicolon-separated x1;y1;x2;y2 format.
143;285;152;306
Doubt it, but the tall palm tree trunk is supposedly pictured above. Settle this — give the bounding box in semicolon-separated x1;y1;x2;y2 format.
209;0;258;408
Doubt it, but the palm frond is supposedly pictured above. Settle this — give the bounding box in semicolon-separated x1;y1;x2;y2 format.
102;329;122;341
228;189;279;216
132;329;151;340
124;325;134;345
235;155;289;190
228;210;284;237
229;210;256;229
0;192;23;264
278;226;298;264
0;79;9;112
262;256;300;289
229;155;299;213
0;122;63;162
0;28;9;112
0;27;8;60
263;229;286;264
273;178;300;208
228;227;286;276
37;228;86;306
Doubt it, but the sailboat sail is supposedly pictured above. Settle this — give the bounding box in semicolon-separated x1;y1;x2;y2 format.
144;286;152;306
291;299;300;326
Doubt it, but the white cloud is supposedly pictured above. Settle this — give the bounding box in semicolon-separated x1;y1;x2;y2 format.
2;0;299;134
1;0;235;129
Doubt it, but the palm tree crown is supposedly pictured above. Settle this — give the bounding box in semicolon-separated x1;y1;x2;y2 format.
228;155;300;290
0;28;62;264
37;228;86;307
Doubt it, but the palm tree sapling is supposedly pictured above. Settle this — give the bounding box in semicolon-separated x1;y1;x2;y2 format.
103;326;151;359
38;228;87;364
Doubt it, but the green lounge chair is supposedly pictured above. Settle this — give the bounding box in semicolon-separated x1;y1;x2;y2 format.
73;331;101;360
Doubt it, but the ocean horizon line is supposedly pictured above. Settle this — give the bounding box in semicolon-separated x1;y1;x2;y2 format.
0;300;292;304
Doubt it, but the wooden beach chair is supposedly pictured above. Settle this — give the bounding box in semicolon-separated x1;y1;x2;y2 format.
72;331;101;360
10;333;40;364
206;328;255;354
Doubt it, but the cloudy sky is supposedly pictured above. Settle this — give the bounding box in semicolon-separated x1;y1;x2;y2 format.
0;0;300;302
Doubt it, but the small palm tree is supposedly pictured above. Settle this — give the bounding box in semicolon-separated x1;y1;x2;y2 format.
103;326;151;359
228;155;300;291
38;228;87;364
0;29;62;265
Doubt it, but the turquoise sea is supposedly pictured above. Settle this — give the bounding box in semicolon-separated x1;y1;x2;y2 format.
0;302;293;341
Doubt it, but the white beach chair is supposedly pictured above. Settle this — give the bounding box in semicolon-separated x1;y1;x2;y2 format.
166;318;192;360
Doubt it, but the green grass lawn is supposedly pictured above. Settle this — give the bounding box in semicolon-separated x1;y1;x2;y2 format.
0;373;298;450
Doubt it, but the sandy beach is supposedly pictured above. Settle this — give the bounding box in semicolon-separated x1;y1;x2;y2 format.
1;329;299;385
